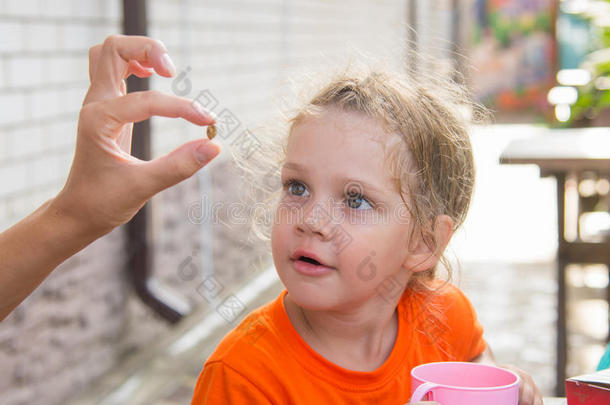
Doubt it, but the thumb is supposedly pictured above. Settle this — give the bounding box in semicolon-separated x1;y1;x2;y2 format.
139;138;221;195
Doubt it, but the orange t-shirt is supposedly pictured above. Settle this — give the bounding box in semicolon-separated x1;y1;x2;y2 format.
191;283;486;404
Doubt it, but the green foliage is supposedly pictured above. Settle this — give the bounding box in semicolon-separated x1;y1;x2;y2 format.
564;2;610;125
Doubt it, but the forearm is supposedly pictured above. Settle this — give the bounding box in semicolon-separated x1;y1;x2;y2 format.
0;198;104;320
0;36;218;322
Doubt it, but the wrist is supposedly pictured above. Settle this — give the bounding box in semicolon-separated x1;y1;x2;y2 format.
45;193;111;248
0;196;106;320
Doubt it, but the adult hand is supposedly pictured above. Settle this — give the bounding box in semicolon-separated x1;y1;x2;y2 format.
52;34;220;236
0;35;220;320
500;364;543;405
471;347;543;405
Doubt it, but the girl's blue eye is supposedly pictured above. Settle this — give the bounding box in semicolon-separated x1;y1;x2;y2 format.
284;179;309;197
283;178;374;210
346;192;373;210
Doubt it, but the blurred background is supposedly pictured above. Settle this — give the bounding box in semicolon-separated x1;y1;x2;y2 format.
0;0;608;404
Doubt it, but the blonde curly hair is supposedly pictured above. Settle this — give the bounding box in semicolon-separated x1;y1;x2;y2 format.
234;60;485;292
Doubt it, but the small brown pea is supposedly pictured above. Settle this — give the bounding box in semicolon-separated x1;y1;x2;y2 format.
206;125;217;140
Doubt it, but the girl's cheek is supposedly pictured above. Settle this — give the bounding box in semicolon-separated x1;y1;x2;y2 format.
346;210;383;227
276;201;306;226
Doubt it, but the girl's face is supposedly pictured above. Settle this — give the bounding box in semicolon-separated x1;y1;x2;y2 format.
271;107;416;312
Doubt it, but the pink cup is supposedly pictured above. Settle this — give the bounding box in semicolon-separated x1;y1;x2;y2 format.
410;362;520;405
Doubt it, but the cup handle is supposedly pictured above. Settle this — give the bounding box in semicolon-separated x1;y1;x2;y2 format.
410;382;440;403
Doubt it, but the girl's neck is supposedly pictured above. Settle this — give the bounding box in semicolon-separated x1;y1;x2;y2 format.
283;290;403;372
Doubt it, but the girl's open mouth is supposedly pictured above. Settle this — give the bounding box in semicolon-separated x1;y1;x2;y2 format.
298;256;321;265
292;256;334;276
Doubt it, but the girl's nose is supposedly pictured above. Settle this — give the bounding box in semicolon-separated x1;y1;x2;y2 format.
295;199;338;240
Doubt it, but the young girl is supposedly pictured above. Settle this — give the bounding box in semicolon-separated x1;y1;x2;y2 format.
190;67;542;405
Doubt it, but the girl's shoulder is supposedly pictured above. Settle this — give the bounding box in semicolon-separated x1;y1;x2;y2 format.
193;294;293;403
402;279;473;310
400;280;479;338
401;280;486;360
204;292;286;368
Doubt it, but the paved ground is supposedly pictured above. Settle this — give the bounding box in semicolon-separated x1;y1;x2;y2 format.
67;125;609;403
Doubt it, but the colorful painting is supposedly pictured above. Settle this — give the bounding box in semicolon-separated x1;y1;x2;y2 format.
469;0;557;115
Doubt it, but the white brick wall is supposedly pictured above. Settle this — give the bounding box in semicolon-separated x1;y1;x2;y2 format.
0;1;423;404
23;21;59;51
0;92;27;125
0;0;121;230
10;125;44;159
0;2;125;404
0;21;24;52
0;159;27;195
8;56;44;87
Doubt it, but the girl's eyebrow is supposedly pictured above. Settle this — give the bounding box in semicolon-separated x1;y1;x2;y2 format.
282;162;387;197
283;162;307;172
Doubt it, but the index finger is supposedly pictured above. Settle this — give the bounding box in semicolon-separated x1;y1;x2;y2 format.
86;35;176;103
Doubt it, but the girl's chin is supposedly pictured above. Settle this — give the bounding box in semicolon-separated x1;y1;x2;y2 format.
278;268;342;310
284;287;336;311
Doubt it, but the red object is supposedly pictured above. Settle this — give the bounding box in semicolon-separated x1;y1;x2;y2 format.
566;369;610;404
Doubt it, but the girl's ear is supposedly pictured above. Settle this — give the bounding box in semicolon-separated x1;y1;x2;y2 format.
402;215;454;273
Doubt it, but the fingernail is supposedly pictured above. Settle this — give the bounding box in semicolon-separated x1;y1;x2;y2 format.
194;140;220;164
161;53;176;76
192;101;216;121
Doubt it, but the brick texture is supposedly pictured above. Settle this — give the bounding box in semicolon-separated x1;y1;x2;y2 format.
0;1;428;404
